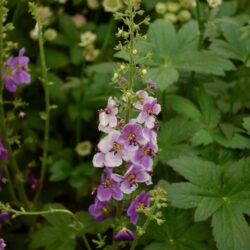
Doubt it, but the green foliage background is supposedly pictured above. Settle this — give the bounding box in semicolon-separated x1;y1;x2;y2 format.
1;0;250;249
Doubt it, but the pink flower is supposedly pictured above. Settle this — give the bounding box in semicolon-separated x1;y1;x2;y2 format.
133;90;154;110
99;97;119;128
137;100;161;128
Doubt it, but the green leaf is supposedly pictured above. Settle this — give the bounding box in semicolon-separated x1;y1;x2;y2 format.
168;157;221;188
145;207;213;250
50;160;72;182
212;205;250;250
29;204;77;250
45;48;70;69
243;117;250;135
135;20;235;90
167;95;202;122
168;157;250;250
158;118;200;163
191;129;214;146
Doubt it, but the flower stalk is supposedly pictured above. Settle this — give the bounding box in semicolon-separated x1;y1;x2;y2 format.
0;0;30;208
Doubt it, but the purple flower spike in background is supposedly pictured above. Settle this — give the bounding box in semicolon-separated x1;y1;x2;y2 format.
89;199;115;221
137;100;161;129
0;238;6;250
114;228;135;241
3;48;31;93
127;191;150;225
0;211;11;223
0;138;8;162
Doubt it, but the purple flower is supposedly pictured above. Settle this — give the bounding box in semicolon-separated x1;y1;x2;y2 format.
28;174;40;190
93;152;105;168
119;123;145;150
96;130;133;167
137;100;161;129
0;169;5;191
149;82;157;90
127;191;150;225
132;142;157;171
0;238;6;250
112;164;151;194
18;111;26;121
0;211;11;223
3;48;30;93
99;97;118;128
133;90;154;110
142;127;157;145
97;169;123;201
88;199;115;221
0;138;8;162
114;228;135;241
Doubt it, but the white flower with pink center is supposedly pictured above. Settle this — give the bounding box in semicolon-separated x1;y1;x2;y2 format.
137;100;161;129
93;130;134;168
99;97;118;128
133;90;155;110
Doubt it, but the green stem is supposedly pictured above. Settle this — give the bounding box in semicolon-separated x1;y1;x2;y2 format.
125;0;135;123
9;207;92;250
130;201;158;250
97;17;115;62
0;0;29;208
196;0;204;49
34;20;51;202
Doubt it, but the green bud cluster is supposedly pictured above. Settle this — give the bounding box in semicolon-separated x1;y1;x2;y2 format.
155;0;194;24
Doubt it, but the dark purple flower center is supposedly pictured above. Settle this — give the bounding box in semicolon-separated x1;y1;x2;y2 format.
105;108;112;114
111;142;122;154
146;108;153;116
143;146;154;156
102;178;113;189
128;132;137;145
128;173;136;185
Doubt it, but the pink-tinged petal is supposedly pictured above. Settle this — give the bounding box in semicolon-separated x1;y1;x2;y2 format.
98;124;114;133
111;173;123;183
145;116;155;129
97;185;112;201
153;103;161;115
93;152;105;168
5;79;17;92
122;149;135;161
99;112;109;127
14;70;30;84
141;156;153;171
109;115;117;127
105;152;122;167
108;96;116;107
112;187;123;200
121;181;137;194
136;170;151;182
19;48;26;56
137;112;146;124
98;136;111;153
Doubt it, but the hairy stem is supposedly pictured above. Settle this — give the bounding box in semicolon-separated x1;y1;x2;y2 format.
130;200;158;250
0;0;29;208
34;19;51;202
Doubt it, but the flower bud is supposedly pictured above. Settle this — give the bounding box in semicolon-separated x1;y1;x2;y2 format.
132;49;138;55
85;48;99;62
72;14;86;28
44;28;57;41
178;10;191;22
103;0;122;12
155;2;167;15
18;111;26;121
36;6;52;24
114;228;135;241
149;82;157;90
179;0;196;8
87;0;99;9
166;2;181;13
79;31;97;47
207;0;222;8
164;13;178;24
141;68;147;75
75;141;92;157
